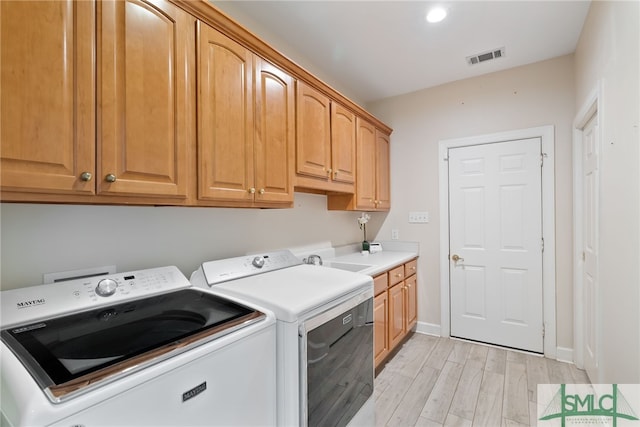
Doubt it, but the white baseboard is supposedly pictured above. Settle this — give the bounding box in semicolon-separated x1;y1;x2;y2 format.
415;321;441;337
556;346;574;364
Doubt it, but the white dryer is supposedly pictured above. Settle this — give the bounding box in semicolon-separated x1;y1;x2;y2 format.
191;250;375;427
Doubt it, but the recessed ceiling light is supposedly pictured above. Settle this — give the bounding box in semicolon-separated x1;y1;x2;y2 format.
426;7;447;23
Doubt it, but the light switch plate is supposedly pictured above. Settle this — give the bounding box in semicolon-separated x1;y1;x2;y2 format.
409;211;429;223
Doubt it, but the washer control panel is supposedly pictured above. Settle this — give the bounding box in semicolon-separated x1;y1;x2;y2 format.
1;266;190;328
201;250;302;286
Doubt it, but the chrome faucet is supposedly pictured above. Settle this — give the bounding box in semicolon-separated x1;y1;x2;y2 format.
303;254;323;266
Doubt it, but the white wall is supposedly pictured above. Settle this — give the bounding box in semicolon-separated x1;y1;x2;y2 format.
574;0;640;383
366;55;576;351
0;194;384;290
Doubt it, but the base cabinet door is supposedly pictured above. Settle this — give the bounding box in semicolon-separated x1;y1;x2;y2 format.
374;291;389;367
388;281;406;350
405;274;417;331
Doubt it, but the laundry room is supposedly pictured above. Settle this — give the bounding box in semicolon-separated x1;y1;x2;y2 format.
1;1;638;426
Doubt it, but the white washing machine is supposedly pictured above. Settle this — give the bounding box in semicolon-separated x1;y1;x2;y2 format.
1;266;276;427
191;250;375;427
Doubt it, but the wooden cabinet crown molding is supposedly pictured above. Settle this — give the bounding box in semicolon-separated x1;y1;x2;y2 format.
169;0;392;135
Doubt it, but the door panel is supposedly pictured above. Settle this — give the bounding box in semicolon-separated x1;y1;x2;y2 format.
582;113;599;381
197;22;253;201
355;119;376;210
388;282;405;349
296;83;330;179
375;130;391;210
254;60;294;203
449;138;543;353
0;0;95;194
374;292;389;366
98;0;192;197
331;103;356;184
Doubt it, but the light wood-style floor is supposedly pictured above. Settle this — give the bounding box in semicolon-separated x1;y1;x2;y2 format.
374;333;590;427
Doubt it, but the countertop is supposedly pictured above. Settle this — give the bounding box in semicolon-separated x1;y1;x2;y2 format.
329;241;419;277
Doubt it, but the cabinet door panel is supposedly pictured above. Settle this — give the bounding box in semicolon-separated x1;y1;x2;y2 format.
374;292;389;367
197;22;253;202
376;130;391;210
388;282;406;349
296;83;331;179
331;103;356;184
1;0;94;195
98;0;192;197
405;274;417;331
254;60;294;203
355;118;376;210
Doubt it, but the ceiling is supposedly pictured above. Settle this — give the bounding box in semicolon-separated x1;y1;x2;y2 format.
212;1;591;103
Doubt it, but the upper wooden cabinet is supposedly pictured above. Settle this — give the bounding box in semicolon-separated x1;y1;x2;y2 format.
1;0;194;202
97;0;194;198
1;0;388;209
375;128;391;210
330;103;357;186
0;0;95;195
327;118;391;211
295;82;356;193
197;22;294;206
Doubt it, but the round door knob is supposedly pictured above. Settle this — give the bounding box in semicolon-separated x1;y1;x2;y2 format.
105;174;117;183
249;187;256;194
259;188;265;195
451;254;464;262
80;171;93;182
252;256;265;268
95;278;118;297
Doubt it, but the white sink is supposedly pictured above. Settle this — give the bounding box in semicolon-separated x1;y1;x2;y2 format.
324;262;372;273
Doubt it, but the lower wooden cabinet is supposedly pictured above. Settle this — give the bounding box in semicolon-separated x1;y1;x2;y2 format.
374;291;389;367
373;257;418;369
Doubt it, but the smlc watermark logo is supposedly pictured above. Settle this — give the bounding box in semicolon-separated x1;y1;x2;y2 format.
538;384;640;426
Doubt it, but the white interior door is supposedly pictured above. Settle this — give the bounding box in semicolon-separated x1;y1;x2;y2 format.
582;113;599;381
448;138;543;353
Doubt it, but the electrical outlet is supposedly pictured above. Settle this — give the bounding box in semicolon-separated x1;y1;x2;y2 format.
391;229;399;240
409;211;429;223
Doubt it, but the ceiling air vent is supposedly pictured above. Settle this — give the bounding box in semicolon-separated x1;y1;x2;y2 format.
466;47;505;66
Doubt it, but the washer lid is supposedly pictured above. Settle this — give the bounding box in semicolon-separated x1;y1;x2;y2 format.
201;264;373;322
1;289;264;403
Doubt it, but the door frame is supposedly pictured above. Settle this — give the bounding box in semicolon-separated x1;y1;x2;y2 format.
572;81;602;374
438;125;556;358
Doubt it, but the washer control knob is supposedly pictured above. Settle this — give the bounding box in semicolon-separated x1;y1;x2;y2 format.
252;256;265;269
95;278;118;297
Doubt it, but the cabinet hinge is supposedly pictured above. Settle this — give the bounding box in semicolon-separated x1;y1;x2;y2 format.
541;237;545;253
542;323;546;338
444;156;449;162
541;152;548;167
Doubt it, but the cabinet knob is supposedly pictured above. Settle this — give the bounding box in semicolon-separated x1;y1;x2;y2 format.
333;171;338;178
259;188;265;195
105;174;117;183
248;187;256;194
80;172;93;182
327;168;332;176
